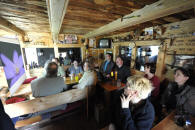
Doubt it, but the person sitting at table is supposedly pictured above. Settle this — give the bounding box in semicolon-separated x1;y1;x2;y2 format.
161;67;195;118
109;75;154;130
144;63;160;100
73;58;97;94
99;53;115;79
52;58;65;77
31;62;67;114
115;56;131;83
68;60;83;76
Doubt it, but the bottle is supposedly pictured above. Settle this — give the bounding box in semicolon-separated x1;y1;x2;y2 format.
111;71;114;77
115;71;117;80
117;79;121;87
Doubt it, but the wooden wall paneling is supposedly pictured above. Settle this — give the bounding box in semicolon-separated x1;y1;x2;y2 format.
162;18;195;38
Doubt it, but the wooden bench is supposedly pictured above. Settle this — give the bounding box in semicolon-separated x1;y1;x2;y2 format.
4;88;88;118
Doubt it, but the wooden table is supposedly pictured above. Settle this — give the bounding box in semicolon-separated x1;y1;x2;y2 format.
0;77;79;98
152;111;195;130
99;81;125;91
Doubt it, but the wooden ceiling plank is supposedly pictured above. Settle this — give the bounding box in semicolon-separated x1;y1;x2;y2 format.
46;0;69;43
0;17;25;36
84;0;195;38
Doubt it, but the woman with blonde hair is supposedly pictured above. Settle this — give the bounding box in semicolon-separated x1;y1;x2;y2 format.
109;75;154;130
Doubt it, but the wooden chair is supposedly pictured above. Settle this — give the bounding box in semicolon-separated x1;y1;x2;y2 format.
86;84;97;119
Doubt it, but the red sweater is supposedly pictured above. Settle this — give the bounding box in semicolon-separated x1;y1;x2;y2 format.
144;74;160;97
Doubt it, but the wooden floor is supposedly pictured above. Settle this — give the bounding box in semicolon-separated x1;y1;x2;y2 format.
17;111;99;130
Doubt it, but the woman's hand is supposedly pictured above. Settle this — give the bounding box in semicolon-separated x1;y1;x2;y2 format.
120;94;131;108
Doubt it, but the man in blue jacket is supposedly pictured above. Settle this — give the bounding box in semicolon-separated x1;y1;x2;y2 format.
109;75;154;130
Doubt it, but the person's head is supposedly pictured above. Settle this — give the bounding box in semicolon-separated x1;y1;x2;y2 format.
46;62;58;78
105;53;112;61
124;75;153;104
84;57;95;71
144;63;156;75
52;58;59;65
73;60;79;67
174;67;190;86
116;56;124;68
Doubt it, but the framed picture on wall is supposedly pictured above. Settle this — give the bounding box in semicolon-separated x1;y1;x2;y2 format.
64;34;77;44
174;55;195;68
89;38;95;48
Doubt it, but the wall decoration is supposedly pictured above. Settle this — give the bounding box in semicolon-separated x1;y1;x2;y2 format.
0;40;26;95
89;38;95;48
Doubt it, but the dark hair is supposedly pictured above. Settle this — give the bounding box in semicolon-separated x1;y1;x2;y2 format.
106;53;112;57
46;62;58;77
106;53;113;60
85;56;95;70
144;63;156;74
116;55;124;61
175;67;190;77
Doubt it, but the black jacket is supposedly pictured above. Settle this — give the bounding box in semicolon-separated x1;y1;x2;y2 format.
115;65;131;83
111;90;155;130
0;100;15;130
100;60;115;75
161;82;195;116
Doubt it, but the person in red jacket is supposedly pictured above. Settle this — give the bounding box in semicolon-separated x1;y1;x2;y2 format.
144;63;160;100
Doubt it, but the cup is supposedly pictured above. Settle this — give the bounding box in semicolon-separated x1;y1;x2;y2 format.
117;79;121;87
75;75;79;82
70;74;74;80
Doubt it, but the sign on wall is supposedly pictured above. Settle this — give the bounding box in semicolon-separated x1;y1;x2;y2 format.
167;36;195;54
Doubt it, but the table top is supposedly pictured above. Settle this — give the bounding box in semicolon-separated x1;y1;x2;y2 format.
152;111;195;130
99;81;125;91
65;77;79;85
1;77;79;98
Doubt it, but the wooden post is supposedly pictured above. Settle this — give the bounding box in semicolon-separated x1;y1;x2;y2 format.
0;17;25;36
155;40;168;81
46;0;69;43
113;45;119;61
54;45;59;58
131;46;137;69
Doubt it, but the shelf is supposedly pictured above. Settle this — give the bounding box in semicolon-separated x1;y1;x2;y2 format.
56;43;84;48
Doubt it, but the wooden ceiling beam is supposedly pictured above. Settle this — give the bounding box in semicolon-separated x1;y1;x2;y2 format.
0;17;25;36
46;0;69;43
84;0;195;38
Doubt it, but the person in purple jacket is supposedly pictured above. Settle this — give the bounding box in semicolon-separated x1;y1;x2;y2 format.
109;75;155;130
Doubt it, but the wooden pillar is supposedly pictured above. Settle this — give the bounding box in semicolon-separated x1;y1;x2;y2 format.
130;46;137;69
113;45;119;61
81;46;86;61
54;45;59;58
155;40;168;81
